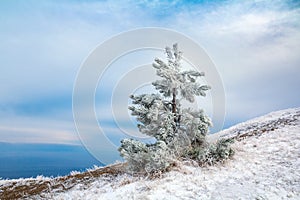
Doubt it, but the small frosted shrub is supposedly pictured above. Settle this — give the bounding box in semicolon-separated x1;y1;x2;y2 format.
119;139;174;174
185;138;234;165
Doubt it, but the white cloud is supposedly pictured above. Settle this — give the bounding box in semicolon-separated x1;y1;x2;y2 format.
0;115;79;144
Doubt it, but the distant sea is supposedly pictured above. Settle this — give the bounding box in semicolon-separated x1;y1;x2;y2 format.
0;142;103;179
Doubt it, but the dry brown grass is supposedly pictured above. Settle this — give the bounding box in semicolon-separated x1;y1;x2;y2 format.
0;163;126;200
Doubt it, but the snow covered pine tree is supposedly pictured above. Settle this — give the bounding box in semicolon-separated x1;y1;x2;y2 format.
118;44;233;174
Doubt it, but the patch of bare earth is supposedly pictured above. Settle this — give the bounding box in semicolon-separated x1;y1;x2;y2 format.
0;163;126;200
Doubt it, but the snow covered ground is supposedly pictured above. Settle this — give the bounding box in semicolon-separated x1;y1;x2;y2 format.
1;108;299;199
52;108;300;200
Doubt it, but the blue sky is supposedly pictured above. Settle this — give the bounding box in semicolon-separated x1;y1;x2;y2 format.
0;0;300;152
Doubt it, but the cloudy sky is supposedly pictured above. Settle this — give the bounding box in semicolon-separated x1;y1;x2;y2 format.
1;0;299;151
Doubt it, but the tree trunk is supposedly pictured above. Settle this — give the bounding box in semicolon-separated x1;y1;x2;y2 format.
172;88;176;115
172;88;178;132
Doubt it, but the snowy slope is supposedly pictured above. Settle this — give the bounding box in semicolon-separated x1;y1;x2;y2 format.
208;107;300;142
52;108;300;200
1;108;299;200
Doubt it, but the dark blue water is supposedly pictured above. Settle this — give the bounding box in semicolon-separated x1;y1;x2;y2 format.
0;142;103;179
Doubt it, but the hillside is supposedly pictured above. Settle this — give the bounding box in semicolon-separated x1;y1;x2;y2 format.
1;108;299;199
